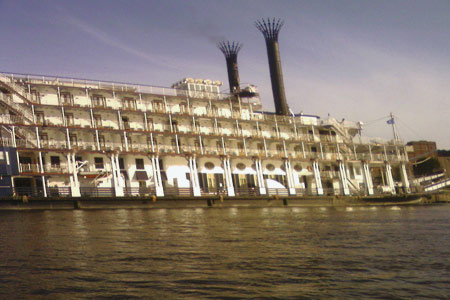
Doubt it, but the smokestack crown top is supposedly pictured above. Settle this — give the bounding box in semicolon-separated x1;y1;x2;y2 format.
218;41;242;58
255;18;284;41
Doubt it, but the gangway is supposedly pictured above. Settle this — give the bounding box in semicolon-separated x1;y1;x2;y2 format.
412;172;445;185
424;177;450;192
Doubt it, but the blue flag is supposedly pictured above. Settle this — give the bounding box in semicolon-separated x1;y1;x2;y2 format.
387;118;395;125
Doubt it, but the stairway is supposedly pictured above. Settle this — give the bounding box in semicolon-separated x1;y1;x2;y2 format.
0;75;34;124
0;75;37;148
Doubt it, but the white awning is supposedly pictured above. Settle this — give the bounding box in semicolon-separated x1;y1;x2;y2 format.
232;167;256;175
165;165;190;173
199;166;225;174
263;167;286;176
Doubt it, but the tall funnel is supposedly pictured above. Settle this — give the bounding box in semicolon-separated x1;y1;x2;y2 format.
218;41;242;94
255;18;290;116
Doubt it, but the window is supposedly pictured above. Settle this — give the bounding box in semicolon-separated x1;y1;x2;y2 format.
69;134;78;147
60;92;73;105
153;100;164;112
40;134;49;147
65;113;74;126
236;163;246;170
35;112;45;125
171;121;178;132
179;103;187;113
122;117;130;130
257;143;264;153
30;90;40;103
123;97;137;110
119;158;124;170
94;157;104;169
98;135;106;149
93;114;102;128
147;118;153;131
50;156;60;167
276;144;283;153
92;95;106;107
136;158;144;170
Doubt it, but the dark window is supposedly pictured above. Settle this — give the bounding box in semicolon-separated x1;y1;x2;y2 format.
94;157;104;169
119;158;124;170
50;156;60;167
136;158;144;170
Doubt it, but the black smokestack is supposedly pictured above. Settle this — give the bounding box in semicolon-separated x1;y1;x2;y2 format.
255;18;290;116
218;41;242;94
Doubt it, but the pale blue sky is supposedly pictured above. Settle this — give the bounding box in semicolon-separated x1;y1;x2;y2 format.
1;0;449;148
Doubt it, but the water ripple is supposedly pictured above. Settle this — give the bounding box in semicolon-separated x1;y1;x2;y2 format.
0;205;448;299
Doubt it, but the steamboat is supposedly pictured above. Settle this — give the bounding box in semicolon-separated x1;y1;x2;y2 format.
0;19;414;200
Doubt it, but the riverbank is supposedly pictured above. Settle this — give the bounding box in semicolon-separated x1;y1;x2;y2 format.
0;191;448;210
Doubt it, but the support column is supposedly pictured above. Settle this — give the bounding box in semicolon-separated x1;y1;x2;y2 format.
400;163;411;193
188;157;201;197
338;161;350;196
151;156;164;196
123;132;129;151
110;154;124;197
67;153;80;197
385;163;396;194
362;162;374;195
312;161;323;195
38;151;47;197
255;158;266;195
284;159;296;195
222;157;235;196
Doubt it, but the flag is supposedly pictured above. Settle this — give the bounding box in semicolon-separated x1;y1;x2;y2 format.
386;118;395;125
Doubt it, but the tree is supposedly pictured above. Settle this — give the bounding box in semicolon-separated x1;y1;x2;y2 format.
412;158;441;176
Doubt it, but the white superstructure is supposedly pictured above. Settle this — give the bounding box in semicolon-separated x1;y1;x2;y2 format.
0;72;411;198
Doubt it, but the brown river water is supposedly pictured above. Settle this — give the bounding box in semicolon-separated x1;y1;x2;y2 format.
0;205;449;299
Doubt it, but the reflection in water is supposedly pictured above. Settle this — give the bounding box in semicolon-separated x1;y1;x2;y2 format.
0;205;449;299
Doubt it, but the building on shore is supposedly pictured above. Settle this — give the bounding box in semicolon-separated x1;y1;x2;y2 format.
406;141;437;160
0;19;412;198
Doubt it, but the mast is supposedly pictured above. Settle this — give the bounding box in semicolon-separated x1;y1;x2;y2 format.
389;112;399;142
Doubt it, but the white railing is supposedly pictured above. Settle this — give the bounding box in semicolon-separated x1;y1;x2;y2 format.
0;72;232;101
44;163;69;173
0;113;26;124
0;137;14;147
19;163;40;173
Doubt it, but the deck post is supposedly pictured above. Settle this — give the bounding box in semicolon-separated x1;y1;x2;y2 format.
338;161;350;196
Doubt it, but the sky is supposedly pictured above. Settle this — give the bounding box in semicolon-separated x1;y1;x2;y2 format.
0;0;449;148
